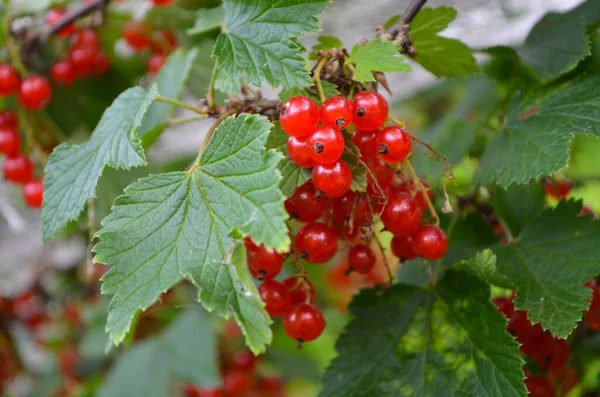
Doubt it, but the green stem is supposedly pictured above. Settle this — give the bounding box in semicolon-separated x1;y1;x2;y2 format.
208;66;219;108
168;114;208;126
312;56;330;103
155;96;204;114
3;7;28;76
18;109;48;166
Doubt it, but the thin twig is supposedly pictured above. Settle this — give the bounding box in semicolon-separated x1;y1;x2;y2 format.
343;147;387;207
48;0;109;38
381;0;428;56
312;56;330;103
400;0;428;24
167;114;208;126
207;66;219;108
155;96;205;115
287;252;308;277
403;159;439;226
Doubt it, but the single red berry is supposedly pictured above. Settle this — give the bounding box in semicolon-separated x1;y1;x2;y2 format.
308;125;345;164
492;297;515;318
366;157;394;192
223;369;254;395
376;126;411;163
152;0;174;6
284;303;326;343
386;173;410;195
351;91;388;130
228;349;257;373
51;61;75;86
524;376;555;397
259;280;291;317
412;225;448;260
3;154;34;184
287;135;317;168
408;179;433;211
285;181;327;222
351;129;379;159
295;222;338;264
391;235;417;261
73;29;100;50
0;127;21;156
545;180;571;200
23;179;44;208
183;385;224;397
45;9;74;38
279;96;320;137
546;338;570;373
69;48;95;77
380;192;422;237
312;159;352;198
18;75;52;111
123;21;153;51
320;96;354;129
148;53;166;75
93;52;110;76
244;238;284;280
333;190;372;228
283;276;316;305
347;245;376;274
0;110;18;129
0;64;20;97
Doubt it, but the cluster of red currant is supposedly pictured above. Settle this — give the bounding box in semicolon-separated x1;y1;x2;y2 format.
122;21;178;75
0;63;52;111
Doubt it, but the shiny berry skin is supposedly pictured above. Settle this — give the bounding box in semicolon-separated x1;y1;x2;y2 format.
351;129;378;159
287;135;316;168
376;126;411;162
348;245;376;274
0;111;17;129
3;154;34;184
23;179;44;208
152;0;174;6
45;9;74;38
69;48;95;77
380;192;421;236
285;181;327;222
545;180;571;200
524;376;555;397
391;235;417;260
333;190;372;227
18;75;52;111
320;96;354;128
308;125;345;164
123;21;153;51
148;53;165;75
73;29;100;50
223;369;253;395
283;276;316;305
284;303;326;343
279;96;320;137
244;238;284;280
0;64;19;97
51;61;75;86
492;297;515;318
259;279;291;317
0;127;21;156
228;349;257;373
295;222;338;264
352;91;388;130
93;52;110;76
312;159;352;198
412;225;448;260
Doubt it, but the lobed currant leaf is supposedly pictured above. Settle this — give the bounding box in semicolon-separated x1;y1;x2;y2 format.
346;39;411;82
187;6;225;36
492;182;546;237
453;249;513;289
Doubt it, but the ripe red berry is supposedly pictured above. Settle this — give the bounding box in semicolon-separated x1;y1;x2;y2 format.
320;96;354;129
351;129;379;159
333;190;372;228
183;385;224;397
283;276;316;305
23;179;44;208
123;21;153;51
279;96;320;137
312;159;352;198
152;0;174;6
391;235;417;261
228;349;257;373
18;75;52;111
69;48;95;77
412;225;448;260
380;192;422;237
73;29;100;50
283;303;326;343
287;135;317;168
308;125;345;164
492;297;515;318
376;126;412;163
351;91;388;130
524;376;555;397
545;180;571;200
148;53;165;75
0;127;21;157
366;157;394;192
0;110;18;129
51;61;75;86
3;154;34;184
259;280;291;317
223;369;254;395
347;245;376;274
295;222;338;264
0;63;20;97
284;181;327;222
93;52;111;76
244;238;284;280
45;9;74;38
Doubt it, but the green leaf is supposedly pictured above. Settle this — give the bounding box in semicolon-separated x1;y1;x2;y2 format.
383;15;400;30
213;0;330;92
279;81;339;105
454;249;513;289
494;200;600;338
188;6;225;35
146;2;198;30
95;114;288;353
42;86;158;242
492;182;546;236
320;270;526;397
515;0;600;82
346;39;411;82
476;75;600;186
312;35;343;51
97;308;220;397
410;7;480;78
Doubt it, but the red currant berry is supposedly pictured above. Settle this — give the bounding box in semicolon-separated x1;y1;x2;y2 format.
545;180;571;200
183;385;224;397
228;349;257;373
279;96;320;137
380;192;421;237
244;238;284;280
0;127;21;157
412;225;448;260
283;303;326;343
3;154;34;184
51;61;75;86
351;129;379;159
347;245;376;274
148;53;165;75
223;369;254;395
524;376;555;397
285;181;327;222
409;179;433;211
312;159;352;198
391;235;417;261
351;91;388;130
376;126;411;162
256;377;285;397
123;21;153;51
492;297;515;318
366;157;394;192
333;190;372;228
154;29;178;49
259;280;291;317
283;276;316;305
0;64;20;97
295;222;338;264
23;179;44;208
0;111;18;129
18;75;52;111
287;135;317;168
320;96;354;129
546;338;570;373
93;52;111;76
73;29;100;50
386;173;409;195
152;0;174;6
45;9;74;38
69;48;95;77
308;125;345;164
11;291;41;320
